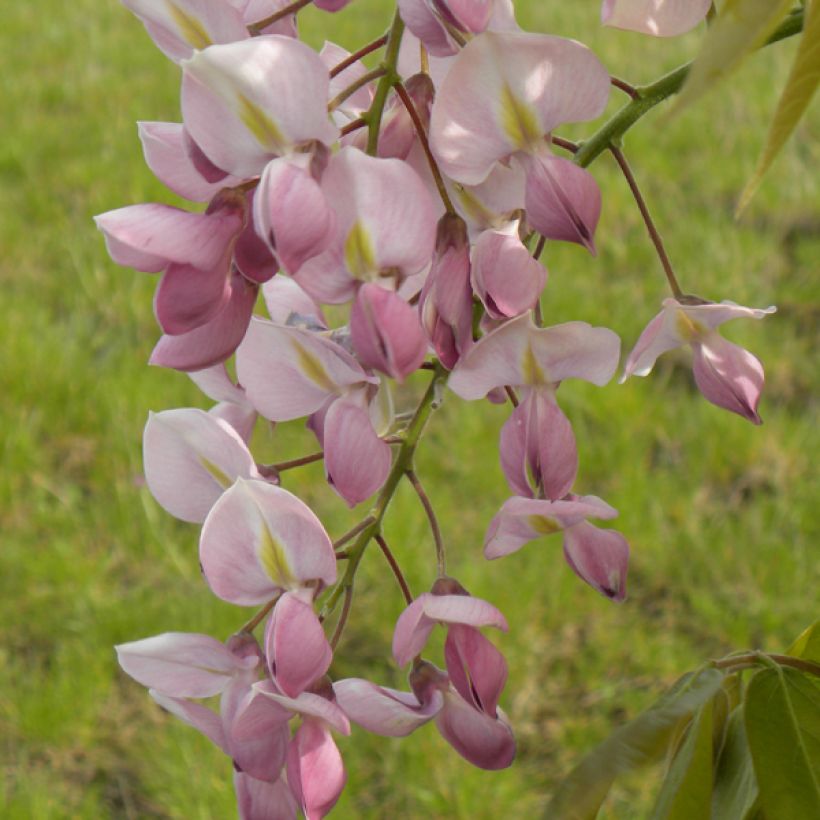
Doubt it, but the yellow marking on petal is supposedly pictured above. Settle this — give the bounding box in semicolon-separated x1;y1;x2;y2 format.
344;221;377;279
166;2;213;50
521;343;546;386
528;515;560;535
499;83;542;151
258;523;297;588
675;309;707;342
291;338;335;392
199;457;232;489
237;93;285;152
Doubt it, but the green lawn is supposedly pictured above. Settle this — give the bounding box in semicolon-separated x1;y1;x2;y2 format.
1;1;817;817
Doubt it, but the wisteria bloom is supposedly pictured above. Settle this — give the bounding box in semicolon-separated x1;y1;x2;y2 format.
601;0;712;37
622;298;776;424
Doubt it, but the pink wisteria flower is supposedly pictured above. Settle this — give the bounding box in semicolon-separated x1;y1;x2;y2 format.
622;298;776;424
601;0;712;37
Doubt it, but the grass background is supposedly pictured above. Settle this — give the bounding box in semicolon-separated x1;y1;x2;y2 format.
1;1;818;817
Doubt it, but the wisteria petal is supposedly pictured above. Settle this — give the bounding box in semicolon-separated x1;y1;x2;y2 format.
181;37;338;177
254;683;351;735
149;270;257;371
430;32;609;184
484;494;618;559
435;692;516;770
471;224;546;319
116;632;251;697
154;261;231;335
200;478;336;605
123;0;249;62
351;284;429;382
377;73;435;160
675;300;777;331
143;408;260;523
692;334;765;424
444;624;507;716
563;521;629;601
398;0;461;57
236;318;370;421
234;772;298;820
322;395;392;507
601;0;711;37
254;154;336;275
150;690;229;751
322;41;373;119
287;720;346;820
242;0;299;36
94;203;242;272
138;121;240;201
333;678;443;736
230;691;292;780
265;592;332;697
234;192;279;283
189;363;248;405
620;306;682;380
262;276;327;328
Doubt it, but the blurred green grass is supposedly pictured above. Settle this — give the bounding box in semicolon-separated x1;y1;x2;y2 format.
0;1;817;817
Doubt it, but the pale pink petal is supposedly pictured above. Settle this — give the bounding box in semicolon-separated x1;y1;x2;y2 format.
149;690;229;751
254;154;336;275
234;772;298;820
602;0;711;37
435;692;516;770
322;395;392;507
254;683;351;735
199;478;336;605
563;521;629;601
692;335;765;424
439;0;494;32
292;245;358;305
620;306;682;380
262;277;327;328
123;0;249;62
210;401;258;444
484;494;618;559
236;318;370;421
332;678;443;737
181;37;338;177
523;153;601;253
351;284;428;382
287;720;346;820
265;592;332;697
189;363;248;405
320;147;437;282
116;632;251;697
149;270;257;371
676;300;776;331
230;692;291;781
377;73;435;160
94;203;241;272
242;0;298;36
322;41;373;119
430;32;609;184
398;0;461;57
143;408;260;523
471;224;546;318
499;390;577;500
138;121;240;201
392;596;437;668
444;624;507;716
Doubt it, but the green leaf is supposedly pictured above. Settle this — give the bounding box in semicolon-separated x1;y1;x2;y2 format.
787;619;820;662
745;667;820;820
671;0;794;117
650;699;714;819
712;673;744;759
712;707;759;820
737;0;820;213
546;668;724;820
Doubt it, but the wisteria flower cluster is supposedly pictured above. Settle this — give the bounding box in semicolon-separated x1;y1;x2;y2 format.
99;0;777;816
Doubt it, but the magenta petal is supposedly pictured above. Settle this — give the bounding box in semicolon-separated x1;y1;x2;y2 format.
563;521;629;601
149;690;229;752
333;678;443;737
444;625;508;717
154;261;231;335
524;153;601;253
602;0;711;37
150;270;257;371
691;335;765;424
116;632;249;697
230;692;291;781
435;691;516;770
439;0;494;32
322;395;391;507
287;720;346;820
265;592;332;697
143;408;260;523
484;494;618;559
199;479;336;605
234;772;298;820
235;191;279;283
351;284;428;382
254;155;336;276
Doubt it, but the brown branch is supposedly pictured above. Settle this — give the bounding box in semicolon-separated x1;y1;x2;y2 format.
376;534;413;605
610;76;640;100
247;0;310;35
330;34;389;78
405;469;445;576
334;516;376;552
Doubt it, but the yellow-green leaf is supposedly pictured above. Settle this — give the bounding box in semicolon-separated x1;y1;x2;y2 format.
712;707;759;820
671;0;794;117
787;620;820;663
737;0;820;214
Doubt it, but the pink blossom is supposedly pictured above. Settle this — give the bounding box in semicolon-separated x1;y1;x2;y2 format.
601;0;712;37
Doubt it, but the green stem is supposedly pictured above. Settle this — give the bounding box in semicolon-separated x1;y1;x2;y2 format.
364;11;405;155
319;365;446;620
328;66;387;112
574;9;805;169
713;652;820;678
